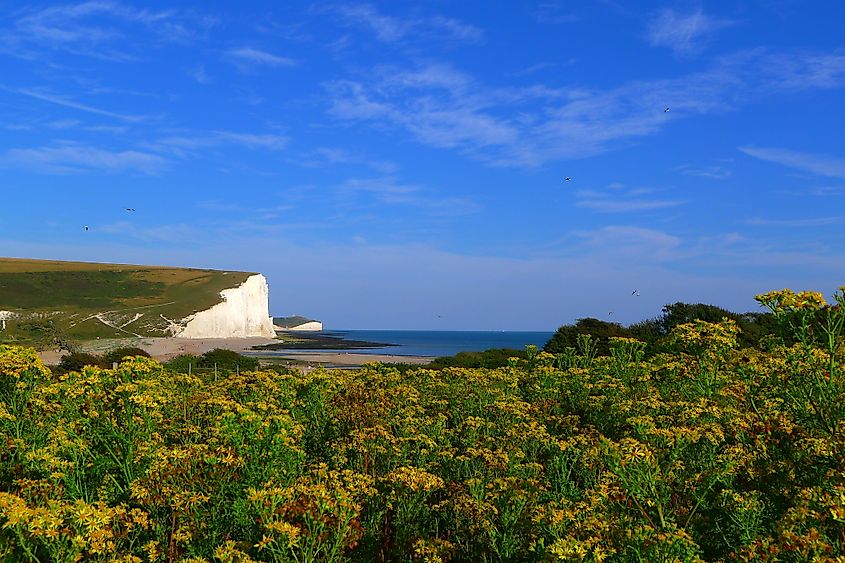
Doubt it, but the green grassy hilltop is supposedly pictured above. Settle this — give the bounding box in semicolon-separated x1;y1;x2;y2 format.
0;257;254;342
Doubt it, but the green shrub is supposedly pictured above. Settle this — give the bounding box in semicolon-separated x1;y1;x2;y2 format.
164;353;203;372
200;348;259;371
428;348;526;369
58;351;103;372
101;346;151;365
544;317;628;356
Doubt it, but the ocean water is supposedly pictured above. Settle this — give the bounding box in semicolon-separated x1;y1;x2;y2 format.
316;330;555;357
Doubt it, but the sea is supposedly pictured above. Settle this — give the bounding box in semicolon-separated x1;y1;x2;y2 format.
306;330;555;358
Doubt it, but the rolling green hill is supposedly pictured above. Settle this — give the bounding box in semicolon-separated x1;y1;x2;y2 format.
0;257;254;342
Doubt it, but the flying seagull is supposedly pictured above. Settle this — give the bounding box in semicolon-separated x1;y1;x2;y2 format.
632;289;640;296
564;177;572;182
83;225;89;231
125;207;136;212
664;106;670;113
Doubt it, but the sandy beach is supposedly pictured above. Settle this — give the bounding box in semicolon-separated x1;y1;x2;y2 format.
36;337;433;368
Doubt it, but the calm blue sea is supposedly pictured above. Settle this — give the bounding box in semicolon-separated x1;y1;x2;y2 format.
315;330;554;357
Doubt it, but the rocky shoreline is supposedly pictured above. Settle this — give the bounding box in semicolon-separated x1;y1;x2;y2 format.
252;331;398;351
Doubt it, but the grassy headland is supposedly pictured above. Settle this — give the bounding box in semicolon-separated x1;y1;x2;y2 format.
0;257;253;341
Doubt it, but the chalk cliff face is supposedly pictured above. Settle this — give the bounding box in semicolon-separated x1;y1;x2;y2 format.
274;320;323;332
176;274;275;338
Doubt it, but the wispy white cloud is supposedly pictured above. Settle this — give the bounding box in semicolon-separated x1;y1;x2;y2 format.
337;176;479;215
196;200;295;221
213;132;288;149
328;63;521;154
574;185;685;213
151;130;289;157
327;50;845;168
188;65;211;84
572;225;683;261
810;185;845;196
740;146;845;178
340;176;418;198
6;87;153;122
46;119;82;129
2;143;166;174
676;164;733;179
4;1;211;60
226;47;296;69
746;215;845;227
506;61;568;78
97;221;201;243
765;53;845;89
646;9;734;55
329;3;482;44
531;2;579;24
299;147;398;173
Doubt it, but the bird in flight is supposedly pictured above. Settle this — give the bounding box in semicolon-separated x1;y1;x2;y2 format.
564;177;572;182
83;225;89;231
632;289;640;296
125;208;136;212
664;106;670;113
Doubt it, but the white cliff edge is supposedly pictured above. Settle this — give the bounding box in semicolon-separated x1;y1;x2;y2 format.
176;274;275;339
275;320;323;332
0;310;13;331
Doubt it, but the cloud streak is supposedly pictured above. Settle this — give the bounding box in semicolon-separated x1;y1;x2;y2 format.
646;9;734;55
574;187;685;213
227;47;296;68
746;215;845;227
739;146;845;179
150;131;289;157
4;1;210;60
329;3;482;44
6;87;152;122
337;176;480;215
2;143;167;174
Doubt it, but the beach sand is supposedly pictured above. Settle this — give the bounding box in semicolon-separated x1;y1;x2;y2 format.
37;337;433;368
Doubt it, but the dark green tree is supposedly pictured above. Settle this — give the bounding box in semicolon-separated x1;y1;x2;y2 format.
544;317;629;356
102;347;151;365
199;348;259;372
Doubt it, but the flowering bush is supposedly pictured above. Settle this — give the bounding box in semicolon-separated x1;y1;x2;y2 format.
1;287;844;561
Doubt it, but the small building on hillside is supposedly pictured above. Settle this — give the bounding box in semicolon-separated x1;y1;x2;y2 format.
273;315;323;332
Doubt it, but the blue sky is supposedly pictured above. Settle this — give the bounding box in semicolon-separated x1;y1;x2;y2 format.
2;1;844;330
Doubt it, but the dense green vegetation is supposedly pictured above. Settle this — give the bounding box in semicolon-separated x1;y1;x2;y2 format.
427;348;528;369
56;347;153;373
165;348;260;373
1;287;844;561
545;302;783;358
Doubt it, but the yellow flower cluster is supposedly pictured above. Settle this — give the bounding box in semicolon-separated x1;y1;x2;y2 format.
0;345;50;380
755;288;828;312
386;466;445;493
671;318;740;352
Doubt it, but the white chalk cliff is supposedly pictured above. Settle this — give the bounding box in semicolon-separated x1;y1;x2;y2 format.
275;320;323;332
176;274;275;338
